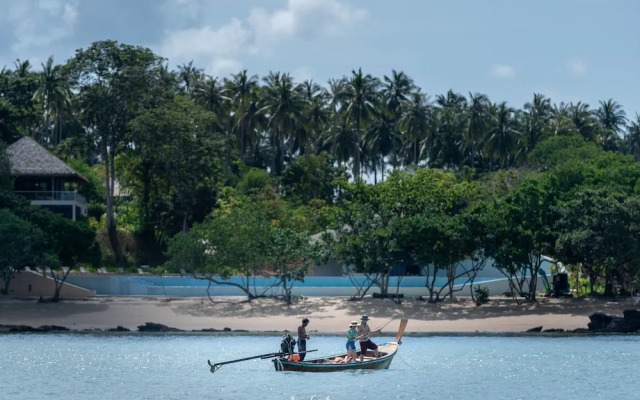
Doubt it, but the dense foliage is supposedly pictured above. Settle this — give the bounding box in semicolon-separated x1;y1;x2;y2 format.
2;40;640;301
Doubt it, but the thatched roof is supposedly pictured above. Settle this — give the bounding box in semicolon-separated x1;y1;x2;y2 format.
6;137;89;183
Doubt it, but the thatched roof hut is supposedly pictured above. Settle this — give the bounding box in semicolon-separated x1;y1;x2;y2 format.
6;137;88;183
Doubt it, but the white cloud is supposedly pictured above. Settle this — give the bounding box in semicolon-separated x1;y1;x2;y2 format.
210;58;243;78
161;19;251;60
160;0;368;76
568;59;587;76
3;0;78;55
490;64;516;78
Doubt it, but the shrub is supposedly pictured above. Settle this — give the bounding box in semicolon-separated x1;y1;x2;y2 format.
474;286;490;306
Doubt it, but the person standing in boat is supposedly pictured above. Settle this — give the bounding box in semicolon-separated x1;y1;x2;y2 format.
357;315;380;361
297;318;310;361
344;320;359;363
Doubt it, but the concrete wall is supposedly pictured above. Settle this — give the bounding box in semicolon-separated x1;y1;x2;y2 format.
2;270;97;298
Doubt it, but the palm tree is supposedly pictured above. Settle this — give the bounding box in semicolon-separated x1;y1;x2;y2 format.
325;118;359;174
625;114;640;161
193;75;229;115
399;90;432;166
13;59;31;77
596;99;627;150
341;68;380;179
177;60;203;95
522;93;552;154
32;56;71;145
260;71;304;176
464;92;490;169
549;102;577;137
487;102;520;169
295;80;329;155
226;70;260;161
381;70;414;168
568;102;597;142
432;90;467;168
364;102;393;182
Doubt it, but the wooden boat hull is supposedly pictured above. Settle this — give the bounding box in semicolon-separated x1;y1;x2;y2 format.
273;319;407;372
273;349;396;372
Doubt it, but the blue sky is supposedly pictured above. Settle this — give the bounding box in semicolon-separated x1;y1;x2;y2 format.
1;0;638;118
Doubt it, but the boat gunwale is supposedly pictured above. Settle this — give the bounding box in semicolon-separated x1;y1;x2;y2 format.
275;341;399;369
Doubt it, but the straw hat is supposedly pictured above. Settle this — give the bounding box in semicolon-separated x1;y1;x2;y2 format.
349;320;358;327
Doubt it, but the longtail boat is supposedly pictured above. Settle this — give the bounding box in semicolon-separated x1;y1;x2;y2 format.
272;318;408;372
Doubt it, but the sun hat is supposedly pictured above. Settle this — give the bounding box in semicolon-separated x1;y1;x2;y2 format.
361;315;369;321
349;320;358;326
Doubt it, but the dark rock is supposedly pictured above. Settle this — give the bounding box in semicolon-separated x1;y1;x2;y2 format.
39;325;69;332
542;328;565;333
607;316;635;332
526;326;543;332
107;326;131;332
8;325;42;333
197;328;221;332
588;312;613;331
623;309;640;331
137;322;181;332
223;327;231;331
588;311;640;332
571;328;590;333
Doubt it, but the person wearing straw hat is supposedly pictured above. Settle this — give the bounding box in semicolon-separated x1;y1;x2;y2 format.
344;320;359;363
357;315;380;361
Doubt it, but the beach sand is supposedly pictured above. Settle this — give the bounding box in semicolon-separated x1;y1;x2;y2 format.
2;295;639;333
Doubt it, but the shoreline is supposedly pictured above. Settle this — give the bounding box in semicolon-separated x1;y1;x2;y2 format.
1;295;639;335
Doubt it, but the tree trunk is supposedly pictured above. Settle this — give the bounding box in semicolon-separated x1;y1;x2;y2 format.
103;143;124;267
604;273;614;297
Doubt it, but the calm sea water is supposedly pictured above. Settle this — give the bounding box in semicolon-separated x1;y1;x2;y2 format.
1;334;638;400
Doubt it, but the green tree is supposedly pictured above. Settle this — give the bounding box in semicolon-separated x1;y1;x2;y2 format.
523;93;552;154
399;90;432;166
281;152;347;205
555;190;637;296
487;102;520;169
487;177;556;300
128;96;224;234
166;201;270;301
595;99;627;150
0;141;13;192
0;209;51;294
381;70;414;169
32;56;71;145
67;40;165;267
265;225;325;305
260;71;304;176
464;92;490;169
341;68;380;179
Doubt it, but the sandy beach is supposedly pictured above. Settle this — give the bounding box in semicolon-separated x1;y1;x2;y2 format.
2;295;640;334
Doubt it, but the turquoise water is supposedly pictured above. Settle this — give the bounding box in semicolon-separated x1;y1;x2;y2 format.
2;334;638;400
64;275;497;296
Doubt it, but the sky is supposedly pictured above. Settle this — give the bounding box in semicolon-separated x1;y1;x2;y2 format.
1;0;638;118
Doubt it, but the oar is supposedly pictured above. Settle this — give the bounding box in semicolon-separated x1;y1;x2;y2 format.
208;350;317;373
367;313;404;339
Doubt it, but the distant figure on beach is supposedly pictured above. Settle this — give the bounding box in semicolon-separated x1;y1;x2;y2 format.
357;315;380;361
343;320;359;363
297;318;310;361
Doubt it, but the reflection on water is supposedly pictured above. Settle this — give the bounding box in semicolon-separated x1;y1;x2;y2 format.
2;334;638;400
